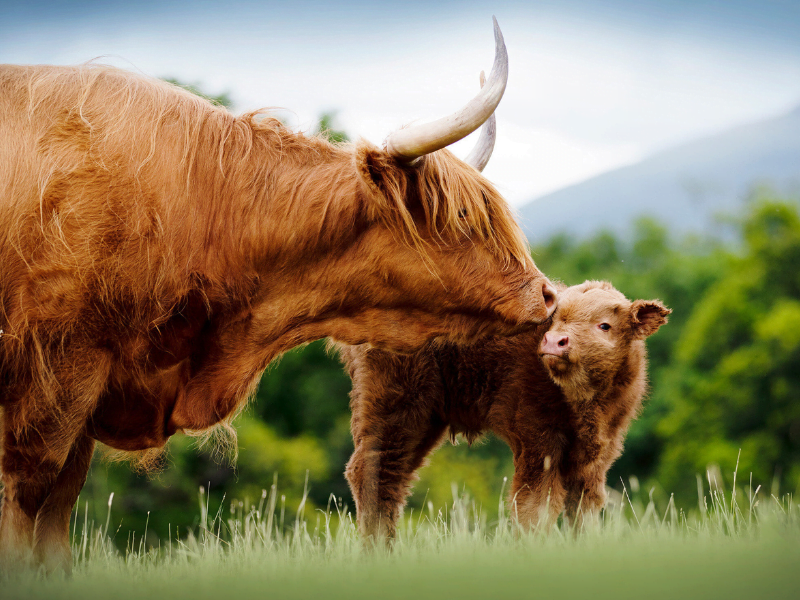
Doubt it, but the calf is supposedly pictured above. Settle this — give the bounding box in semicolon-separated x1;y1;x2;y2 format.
338;281;670;543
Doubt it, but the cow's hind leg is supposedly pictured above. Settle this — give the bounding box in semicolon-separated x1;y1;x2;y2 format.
33;433;95;573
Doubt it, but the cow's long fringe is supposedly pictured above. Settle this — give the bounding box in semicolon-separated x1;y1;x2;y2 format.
354;141;529;270
417;148;529;267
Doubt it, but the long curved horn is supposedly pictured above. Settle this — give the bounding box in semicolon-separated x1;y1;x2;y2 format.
464;71;496;172
384;16;508;162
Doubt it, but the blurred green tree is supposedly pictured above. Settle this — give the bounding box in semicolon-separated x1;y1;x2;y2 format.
314;111;348;144
163;78;233;108
655;198;800;499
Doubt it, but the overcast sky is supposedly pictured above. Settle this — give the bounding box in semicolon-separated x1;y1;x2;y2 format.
2;0;799;206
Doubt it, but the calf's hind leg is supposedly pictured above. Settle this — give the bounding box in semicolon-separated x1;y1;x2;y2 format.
346;408;446;548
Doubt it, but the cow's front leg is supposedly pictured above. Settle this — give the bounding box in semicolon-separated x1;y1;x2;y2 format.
0;419;64;571
1;350;110;573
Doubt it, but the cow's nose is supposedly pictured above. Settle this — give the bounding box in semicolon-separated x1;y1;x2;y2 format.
541;332;569;355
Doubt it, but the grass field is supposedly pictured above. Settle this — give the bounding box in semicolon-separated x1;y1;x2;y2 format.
3;472;799;600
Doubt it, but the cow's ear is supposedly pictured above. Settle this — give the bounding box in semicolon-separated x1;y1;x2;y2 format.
630;300;671;339
354;141;412;221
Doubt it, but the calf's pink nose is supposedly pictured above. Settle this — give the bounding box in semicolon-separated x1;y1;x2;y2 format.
541;332;569;355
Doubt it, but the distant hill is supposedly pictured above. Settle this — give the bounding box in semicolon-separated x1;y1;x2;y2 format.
518;105;800;243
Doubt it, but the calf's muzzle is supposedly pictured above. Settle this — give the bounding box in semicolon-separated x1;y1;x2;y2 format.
540;331;569;356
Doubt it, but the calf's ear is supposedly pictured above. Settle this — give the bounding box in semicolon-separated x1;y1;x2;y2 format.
630;300;671;339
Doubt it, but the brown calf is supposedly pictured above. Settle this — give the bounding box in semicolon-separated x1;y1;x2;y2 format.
0;21;558;572
339;281;670;543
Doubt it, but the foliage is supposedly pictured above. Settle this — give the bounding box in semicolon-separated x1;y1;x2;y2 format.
314;111;349;144
162;78;233;108
655;200;800;498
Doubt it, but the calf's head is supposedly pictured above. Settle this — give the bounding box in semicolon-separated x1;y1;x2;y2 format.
538;281;670;398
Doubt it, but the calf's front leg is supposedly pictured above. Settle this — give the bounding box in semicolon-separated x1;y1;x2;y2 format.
563;471;608;532
509;450;566;531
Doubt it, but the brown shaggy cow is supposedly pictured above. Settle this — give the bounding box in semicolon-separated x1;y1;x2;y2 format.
0;23;558;571
339;281;670;544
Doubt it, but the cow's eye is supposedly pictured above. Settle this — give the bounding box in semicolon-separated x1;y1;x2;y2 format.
598;323;611;331
458;208;468;218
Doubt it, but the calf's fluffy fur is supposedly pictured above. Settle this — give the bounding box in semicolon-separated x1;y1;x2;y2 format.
338;281;670;542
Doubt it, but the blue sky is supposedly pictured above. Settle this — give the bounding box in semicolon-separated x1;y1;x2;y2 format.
2;1;798;205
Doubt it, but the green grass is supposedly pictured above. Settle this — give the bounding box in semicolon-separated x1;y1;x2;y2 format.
3;472;799;600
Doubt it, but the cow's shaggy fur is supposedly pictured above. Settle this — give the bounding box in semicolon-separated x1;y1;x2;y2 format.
339;281;670;544
0;64;555;571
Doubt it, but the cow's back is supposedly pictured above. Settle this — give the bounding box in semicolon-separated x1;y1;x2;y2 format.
0;65;225;338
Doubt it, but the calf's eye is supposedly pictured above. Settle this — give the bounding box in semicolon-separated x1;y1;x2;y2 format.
598;323;611;331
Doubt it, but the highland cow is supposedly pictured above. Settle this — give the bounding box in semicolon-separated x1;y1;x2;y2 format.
0;21;558;571
339;281;670;544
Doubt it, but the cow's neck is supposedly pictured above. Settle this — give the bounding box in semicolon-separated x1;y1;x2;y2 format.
187;121;363;284
165;131;377;429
